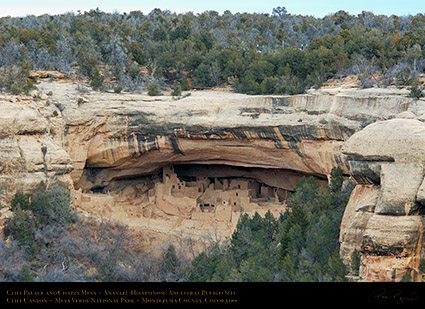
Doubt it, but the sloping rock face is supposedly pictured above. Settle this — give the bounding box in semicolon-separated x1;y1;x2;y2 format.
341;119;425;282
36;82;367;249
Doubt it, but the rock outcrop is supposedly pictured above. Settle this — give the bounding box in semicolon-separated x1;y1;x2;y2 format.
2;76;425;280
0;96;73;198
35;82;412;194
0;92;74;233
341;119;425;281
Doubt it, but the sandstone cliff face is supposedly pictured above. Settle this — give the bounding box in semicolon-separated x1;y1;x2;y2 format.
2;78;424;280
37;82;412;193
0;94;73;200
341;119;425;281
0;91;74;233
55;86;359;191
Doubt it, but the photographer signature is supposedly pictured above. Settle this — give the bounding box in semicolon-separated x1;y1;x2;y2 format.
369;288;418;304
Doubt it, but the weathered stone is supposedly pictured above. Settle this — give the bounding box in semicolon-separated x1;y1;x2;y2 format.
0;101;47;137
341;118;425;281
347;160;382;184
0;96;73;203
361;255;417;282
343;119;425;164
339;185;377;264
48;82;365;190
416;178;425;206
41;136;73;174
396;111;416;119
375;163;424;215
362;214;422;256
29;70;65;80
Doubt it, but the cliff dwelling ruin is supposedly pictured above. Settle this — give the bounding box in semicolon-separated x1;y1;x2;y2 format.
155;165;290;219
73;163;325;241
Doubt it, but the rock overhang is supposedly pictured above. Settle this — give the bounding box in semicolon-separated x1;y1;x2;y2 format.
61;89;364;191
343;119;425;164
75;124;348;191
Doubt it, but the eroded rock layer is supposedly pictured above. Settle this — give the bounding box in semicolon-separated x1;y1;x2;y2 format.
54;86;410;192
341;119;425;282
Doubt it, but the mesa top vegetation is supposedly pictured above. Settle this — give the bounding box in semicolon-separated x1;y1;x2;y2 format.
0;7;424;95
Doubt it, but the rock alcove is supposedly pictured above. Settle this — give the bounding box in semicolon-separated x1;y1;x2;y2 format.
75;162;327;223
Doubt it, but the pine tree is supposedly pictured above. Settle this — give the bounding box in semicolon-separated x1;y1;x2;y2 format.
408;77;424;99
279;204;308;259
171;81;182;97
4;206;37;259
181;77;191;91
10;191;30;212
31;185;73;227
350;249;361;276
159;244;183;281
330;167;345;192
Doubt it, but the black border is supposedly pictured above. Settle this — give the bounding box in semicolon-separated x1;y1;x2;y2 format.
0;282;424;306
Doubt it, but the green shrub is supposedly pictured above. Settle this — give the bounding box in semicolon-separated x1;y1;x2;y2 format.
147;82;161;96
171;81;182;97
31;185;73;227
10;191;31;212
330;166;344;192
4;206;37;258
90;66;104;91
408;78;424;100
20;264;35;282
77;97;85;105
0;62;35;95
158;244;183;281
181;78;191;91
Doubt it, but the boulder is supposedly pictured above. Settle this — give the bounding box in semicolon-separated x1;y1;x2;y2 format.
416;178;425;205
343;119;425;164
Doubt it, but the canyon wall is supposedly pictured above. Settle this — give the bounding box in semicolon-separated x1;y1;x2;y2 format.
1;77;424;280
340;119;425;281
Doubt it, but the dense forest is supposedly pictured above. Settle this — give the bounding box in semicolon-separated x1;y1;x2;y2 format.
0;168;355;282
0;7;425;95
